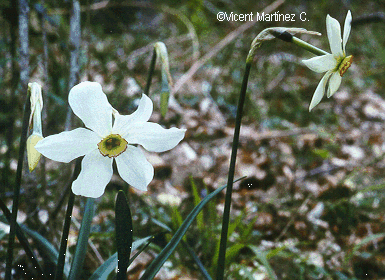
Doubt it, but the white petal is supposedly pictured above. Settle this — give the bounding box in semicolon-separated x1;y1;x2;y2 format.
69;82;113;137
326;14;343;57
302;54;336;73
35;128;101;163
129;94;153;123
115;146;154;192
327;72;342;98
309;72;332;111
342;10;352;54
112;94;153;134
124;122;186;152
72;149;113;198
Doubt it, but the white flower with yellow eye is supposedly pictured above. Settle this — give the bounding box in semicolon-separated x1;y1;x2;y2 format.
35;82;186;198
303;11;353;111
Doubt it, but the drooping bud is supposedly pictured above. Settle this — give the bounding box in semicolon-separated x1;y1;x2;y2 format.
154;42;172;117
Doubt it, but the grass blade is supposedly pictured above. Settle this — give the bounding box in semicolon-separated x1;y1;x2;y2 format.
139;177;245;280
345;233;385;263
249;245;278;280
182;240;212;280
89;236;153;280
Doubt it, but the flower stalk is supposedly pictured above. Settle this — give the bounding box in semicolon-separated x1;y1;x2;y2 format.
216;62;251;280
144;42;173;116
291;36;329;56
54;192;75;280
216;26;323;279
54;158;81;280
274;31;329;56
5;86;31;280
144;48;157;96
68;197;96;280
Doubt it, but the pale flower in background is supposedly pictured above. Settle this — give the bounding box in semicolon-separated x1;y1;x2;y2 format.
157;193;182;207
36;82;186;198
27;82;44;172
303;11;353;111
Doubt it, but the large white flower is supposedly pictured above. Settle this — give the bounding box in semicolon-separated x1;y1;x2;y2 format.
303;11;353;111
35;81;186;198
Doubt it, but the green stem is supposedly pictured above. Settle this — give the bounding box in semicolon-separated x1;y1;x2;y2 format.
216;62;251;280
292;36;329;56
5;86;31;280
54;192;75;280
54;158;81;280
215;27;329;280
144;48;157;97
271;30;328;56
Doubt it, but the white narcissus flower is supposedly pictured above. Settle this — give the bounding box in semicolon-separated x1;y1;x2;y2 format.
35;81;186;198
303;11;353;111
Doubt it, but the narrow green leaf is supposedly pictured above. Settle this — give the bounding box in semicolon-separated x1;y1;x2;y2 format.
182;240;212;280
226;243;244;265
139;177;245;280
228;215;242;239
89;236;153;280
151;218;172;233
68;198;95;280
249;245;278;280
20;224;58;263
0;200;47;279
171;205;183;233
20;224;70;277
345;233;385;263
115;190;133;280
264;242;297;260
190;176;204;231
238;215;258;242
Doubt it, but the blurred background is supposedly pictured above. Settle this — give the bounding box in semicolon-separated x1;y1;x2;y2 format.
1;0;385;279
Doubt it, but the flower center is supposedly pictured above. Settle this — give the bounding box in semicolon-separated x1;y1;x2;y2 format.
338;55;353;77
97;134;128;158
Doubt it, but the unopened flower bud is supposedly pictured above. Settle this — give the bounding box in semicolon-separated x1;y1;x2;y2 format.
27;82;44;171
